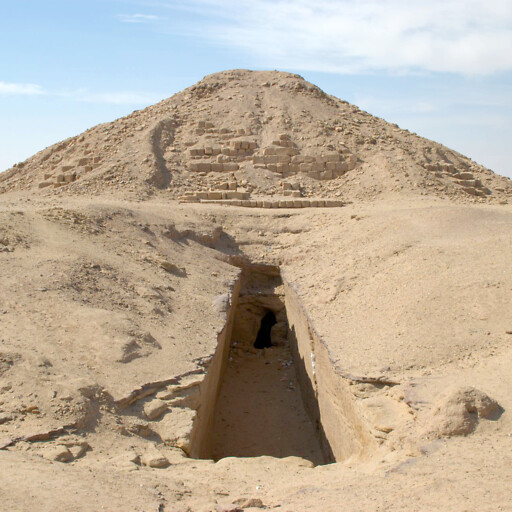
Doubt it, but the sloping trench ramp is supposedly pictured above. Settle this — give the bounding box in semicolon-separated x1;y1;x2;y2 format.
188;265;375;465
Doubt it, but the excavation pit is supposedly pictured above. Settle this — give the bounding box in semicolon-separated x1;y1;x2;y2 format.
211;268;326;464
188;265;376;466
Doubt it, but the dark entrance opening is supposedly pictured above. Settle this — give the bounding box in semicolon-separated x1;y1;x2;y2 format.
253;310;277;349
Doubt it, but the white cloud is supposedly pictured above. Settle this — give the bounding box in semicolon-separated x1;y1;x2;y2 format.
162;0;512;75
0;82;161;105
75;91;163;105
0;81;44;95
117;13;161;23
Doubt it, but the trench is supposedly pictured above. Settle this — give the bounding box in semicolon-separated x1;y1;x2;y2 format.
188;265;375;465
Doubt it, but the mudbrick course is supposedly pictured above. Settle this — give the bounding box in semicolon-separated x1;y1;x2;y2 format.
0;70;511;512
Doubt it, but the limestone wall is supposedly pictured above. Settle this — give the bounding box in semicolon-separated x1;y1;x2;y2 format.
282;273;377;461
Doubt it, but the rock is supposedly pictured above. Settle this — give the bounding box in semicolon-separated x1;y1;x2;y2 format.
232;497;266;509
0;413;13;424
42;444;74;463
425;386;502;438
143;399;168;420
140;450;169;468
67;441;90;459
212;293;230;316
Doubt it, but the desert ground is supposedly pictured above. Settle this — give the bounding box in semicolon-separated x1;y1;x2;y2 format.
0;70;511;511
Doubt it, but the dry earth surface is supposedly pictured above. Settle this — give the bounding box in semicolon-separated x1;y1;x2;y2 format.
0;70;511;511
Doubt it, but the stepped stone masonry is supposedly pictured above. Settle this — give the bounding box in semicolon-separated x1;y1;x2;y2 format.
37;155;102;189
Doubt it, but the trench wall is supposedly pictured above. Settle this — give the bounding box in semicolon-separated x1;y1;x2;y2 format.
188;277;242;459
282;273;376;462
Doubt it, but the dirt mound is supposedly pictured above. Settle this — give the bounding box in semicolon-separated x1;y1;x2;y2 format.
1;70;511;203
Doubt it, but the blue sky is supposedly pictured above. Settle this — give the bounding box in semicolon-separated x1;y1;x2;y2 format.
1;0;511;178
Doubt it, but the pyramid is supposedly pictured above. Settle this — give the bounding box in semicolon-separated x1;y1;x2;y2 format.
2;70;511;203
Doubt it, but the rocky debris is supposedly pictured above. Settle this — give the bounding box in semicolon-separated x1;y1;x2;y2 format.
232;497;265;509
39;444;74;463
0;413;13;424
140;449;169;468
143;399;168;421
424;386;502;438
1;69;510;203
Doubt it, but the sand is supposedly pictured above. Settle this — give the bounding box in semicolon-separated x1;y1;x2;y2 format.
0;70;511;511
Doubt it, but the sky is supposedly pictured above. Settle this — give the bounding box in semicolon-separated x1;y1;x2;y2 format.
1;0;511;178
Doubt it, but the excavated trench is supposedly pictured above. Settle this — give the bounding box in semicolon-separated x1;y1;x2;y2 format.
188;265;375;465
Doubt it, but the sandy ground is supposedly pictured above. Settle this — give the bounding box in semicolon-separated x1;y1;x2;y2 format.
0;70;511;511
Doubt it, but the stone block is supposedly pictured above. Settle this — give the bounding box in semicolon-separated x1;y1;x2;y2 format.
320;170;333;180
458;172;474;180
277;155;291;163
225;191;249;200
196;192;209;199
291;155;304;164
304;155;316;164
221;148;231;155
228;181;237;190
144;399;168;420
326;161;338;170
264;155;279;164
267;164;277;172
312;163;324;172
232;141;242;150
205;121;214;129
291;190;301;197
222;162;239;172
286;147;300;156
93;156;102;163
38;181;53;189
323;152;341;163
248;141;258;150
44;173;53;180
275;147;291;156
262;201;273;208
276;163;290;173
279;133;289;140
292;200;303;207
308;171;321;180
61;165;74;172
253;155;265;165
301;200;311;207
204;147;213;155
63;173;76;183
196;162;212;172
211;163;224;172
299;163;312;173
263;147;276;156
207;191;223;200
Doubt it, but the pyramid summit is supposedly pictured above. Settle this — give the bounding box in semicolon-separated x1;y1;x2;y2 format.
1;69;511;203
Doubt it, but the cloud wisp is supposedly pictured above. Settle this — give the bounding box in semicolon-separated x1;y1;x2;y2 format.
117;13;162;23
0;82;45;95
159;0;512;76
0;81;161;106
